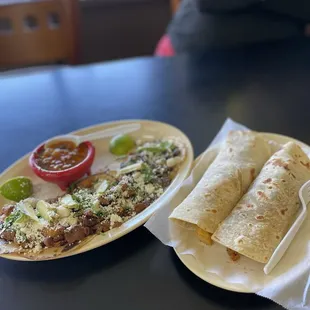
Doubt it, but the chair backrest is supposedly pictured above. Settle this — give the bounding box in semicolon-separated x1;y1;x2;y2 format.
170;0;181;14
0;0;79;68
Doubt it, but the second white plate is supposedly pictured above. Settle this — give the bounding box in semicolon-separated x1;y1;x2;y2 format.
174;133;310;293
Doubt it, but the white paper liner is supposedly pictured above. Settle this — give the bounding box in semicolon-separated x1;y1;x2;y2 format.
145;118;310;310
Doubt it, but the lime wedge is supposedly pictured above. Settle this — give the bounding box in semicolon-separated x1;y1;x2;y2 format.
0;177;33;202
109;134;135;156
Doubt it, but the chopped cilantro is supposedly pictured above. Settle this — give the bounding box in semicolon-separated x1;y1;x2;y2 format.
123;206;131;214
141;163;153;183
159;141;173;150
71;193;81;203
4;210;22;228
111;181;118;187
97;210;109;218
67;182;77;193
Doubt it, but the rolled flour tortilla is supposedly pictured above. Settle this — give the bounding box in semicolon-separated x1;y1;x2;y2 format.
169;130;272;242
212;141;310;263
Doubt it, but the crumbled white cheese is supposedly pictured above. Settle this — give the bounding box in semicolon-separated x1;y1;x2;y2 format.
156;158;165;165
59;213;78;227
145;184;155;194
107;194;116;201
156;187;164;195
13;220;45;251
132;172;141;180
14;230;26;243
110;214;123;227
133;173;145;187
73;189;96;209
166;156;182;168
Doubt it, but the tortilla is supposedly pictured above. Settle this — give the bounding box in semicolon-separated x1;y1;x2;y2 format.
169;131;272;238
212;142;310;263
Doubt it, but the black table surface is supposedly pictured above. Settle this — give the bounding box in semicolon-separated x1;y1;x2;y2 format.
1;38;310;310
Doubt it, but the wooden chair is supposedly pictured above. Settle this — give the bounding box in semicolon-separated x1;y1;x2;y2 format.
170;0;181;14
0;0;79;68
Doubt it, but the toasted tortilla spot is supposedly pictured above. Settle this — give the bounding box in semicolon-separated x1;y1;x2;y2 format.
263;178;272;184
301;161;310;169
257;191;268;200
280;208;288;215
271;158;289;171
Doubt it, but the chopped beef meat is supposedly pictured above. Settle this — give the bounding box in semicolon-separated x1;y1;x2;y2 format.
92;221;110;233
112;221;122;228
227;248;240;262
121;183;128;191
101;221;111;232
117;207;132;217
64;225;90;244
134;202;148;213
0;229;16;242
172;148;181;156
42;226;65;246
0;205;15;216
42;226;65;238
99;196;110;206
77;178;94;189
82;210;99;227
158;176;171;188
123;189;135;198
43;237;55;248
53;233;65;242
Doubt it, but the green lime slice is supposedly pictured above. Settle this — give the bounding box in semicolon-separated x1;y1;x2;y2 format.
109;134;135;156
0;177;33;202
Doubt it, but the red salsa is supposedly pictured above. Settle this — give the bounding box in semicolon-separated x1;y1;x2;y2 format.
36;141;88;171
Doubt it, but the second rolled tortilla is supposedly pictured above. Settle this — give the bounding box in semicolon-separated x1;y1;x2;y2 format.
212;141;310;263
169;131;272;240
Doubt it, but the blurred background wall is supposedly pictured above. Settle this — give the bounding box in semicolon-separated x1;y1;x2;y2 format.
80;0;171;63
0;0;173;70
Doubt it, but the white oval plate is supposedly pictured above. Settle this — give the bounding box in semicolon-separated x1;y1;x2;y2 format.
174;133;310;293
0;120;194;261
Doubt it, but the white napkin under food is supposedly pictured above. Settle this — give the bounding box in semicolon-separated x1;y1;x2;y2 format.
145;118;310;310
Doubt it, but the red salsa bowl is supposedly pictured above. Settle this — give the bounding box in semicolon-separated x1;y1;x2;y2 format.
29;141;95;190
